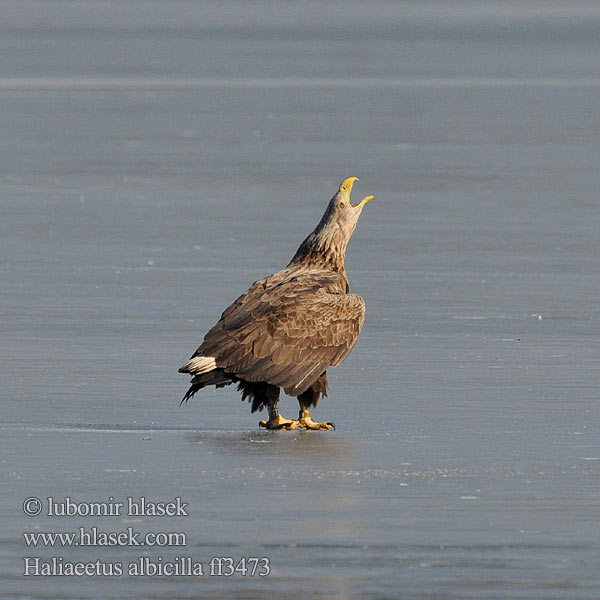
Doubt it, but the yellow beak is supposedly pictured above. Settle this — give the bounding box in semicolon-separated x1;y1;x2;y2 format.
338;176;359;194
352;194;374;209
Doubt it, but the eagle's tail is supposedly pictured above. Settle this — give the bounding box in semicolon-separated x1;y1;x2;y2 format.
178;355;217;375
180;382;203;405
179;360;235;405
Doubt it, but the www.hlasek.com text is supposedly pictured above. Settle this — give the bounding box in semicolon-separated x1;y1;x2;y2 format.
24;527;186;548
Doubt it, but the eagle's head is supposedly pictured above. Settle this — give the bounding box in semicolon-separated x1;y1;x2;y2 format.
326;176;373;238
290;177;373;273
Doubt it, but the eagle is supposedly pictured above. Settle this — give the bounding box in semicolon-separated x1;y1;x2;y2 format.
179;177;373;430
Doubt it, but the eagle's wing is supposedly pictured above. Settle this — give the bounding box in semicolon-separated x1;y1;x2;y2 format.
188;271;365;396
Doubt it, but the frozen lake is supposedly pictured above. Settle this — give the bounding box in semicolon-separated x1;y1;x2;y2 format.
2;1;600;598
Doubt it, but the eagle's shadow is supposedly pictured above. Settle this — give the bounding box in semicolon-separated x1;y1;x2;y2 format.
183;429;355;460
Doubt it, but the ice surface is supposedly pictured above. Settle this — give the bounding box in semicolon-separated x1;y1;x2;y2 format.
1;1;600;598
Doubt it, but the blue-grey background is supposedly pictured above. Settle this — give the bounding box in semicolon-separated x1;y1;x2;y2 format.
1;1;599;598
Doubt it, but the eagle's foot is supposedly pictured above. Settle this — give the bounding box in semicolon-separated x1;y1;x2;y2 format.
259;413;296;430
295;410;335;431
259;411;335;431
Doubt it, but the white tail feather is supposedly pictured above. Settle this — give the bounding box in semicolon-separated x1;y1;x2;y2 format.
181;356;217;374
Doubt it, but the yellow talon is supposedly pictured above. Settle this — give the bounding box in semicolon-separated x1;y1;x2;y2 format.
259;413;295;430
296;409;335;431
259;410;335;431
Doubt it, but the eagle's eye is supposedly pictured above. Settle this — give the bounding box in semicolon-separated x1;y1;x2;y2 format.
339;201;345;209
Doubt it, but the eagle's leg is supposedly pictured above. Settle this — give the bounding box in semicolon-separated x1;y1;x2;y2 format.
289;379;335;431
258;385;295;430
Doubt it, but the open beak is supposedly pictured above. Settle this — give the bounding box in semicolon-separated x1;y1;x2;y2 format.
338;177;373;208
351;195;374;209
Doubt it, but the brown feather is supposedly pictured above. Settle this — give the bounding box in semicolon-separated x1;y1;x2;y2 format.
185;271;364;394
